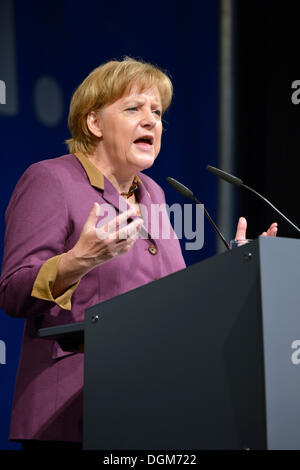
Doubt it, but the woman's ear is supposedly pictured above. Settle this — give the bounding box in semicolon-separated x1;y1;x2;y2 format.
87;111;103;138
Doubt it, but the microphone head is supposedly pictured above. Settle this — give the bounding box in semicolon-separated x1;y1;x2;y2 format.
206;165;243;187
166;177;194;199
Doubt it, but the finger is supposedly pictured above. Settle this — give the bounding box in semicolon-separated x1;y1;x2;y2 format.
96;208;137;239
114;217;143;241
114;208;139;232
262;222;278;237
267;222;278;237
234;217;247;240
85;202;101;228
267;227;278;237
115;208;138;224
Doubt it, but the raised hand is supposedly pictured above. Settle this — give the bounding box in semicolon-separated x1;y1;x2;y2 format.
52;204;143;298
72;203;143;269
234;217;278;241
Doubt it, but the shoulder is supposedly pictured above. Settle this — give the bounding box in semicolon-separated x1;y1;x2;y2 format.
7;154;83;213
23;154;80;179
14;154;83;192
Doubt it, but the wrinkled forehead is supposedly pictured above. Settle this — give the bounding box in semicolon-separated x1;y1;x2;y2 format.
121;83;162;104
121;82;161;104
98;83;162;114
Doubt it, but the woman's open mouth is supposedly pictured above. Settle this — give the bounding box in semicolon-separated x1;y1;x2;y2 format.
133;135;154;150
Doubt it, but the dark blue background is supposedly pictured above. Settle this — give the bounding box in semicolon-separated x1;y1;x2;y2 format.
0;0;219;449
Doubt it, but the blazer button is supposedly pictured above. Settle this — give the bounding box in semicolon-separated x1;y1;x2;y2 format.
148;245;157;255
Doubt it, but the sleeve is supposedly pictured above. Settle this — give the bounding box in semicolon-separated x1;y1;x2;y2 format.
0;162;79;318
31;253;79;311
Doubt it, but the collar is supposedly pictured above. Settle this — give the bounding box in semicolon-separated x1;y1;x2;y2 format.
74;152;142;191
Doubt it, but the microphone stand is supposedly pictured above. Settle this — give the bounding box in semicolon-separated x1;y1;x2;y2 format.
206;165;300;236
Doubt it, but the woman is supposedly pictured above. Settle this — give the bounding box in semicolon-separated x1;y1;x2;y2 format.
0;57;277;450
0;57;188;449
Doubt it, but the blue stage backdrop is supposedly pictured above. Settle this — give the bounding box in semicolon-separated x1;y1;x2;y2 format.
0;0;219;449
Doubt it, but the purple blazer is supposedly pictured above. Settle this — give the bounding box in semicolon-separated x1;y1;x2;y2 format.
0;154;186;442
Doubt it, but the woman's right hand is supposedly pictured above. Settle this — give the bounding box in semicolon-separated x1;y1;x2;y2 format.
71;203;143;270
52;203;143;298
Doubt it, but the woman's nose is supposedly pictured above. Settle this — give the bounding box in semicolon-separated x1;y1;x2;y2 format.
140;109;156;128
140;117;156;129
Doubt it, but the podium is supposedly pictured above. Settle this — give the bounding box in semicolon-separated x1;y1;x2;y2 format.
38;237;300;449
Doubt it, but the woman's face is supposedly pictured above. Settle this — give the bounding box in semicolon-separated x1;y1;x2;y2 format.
92;85;163;174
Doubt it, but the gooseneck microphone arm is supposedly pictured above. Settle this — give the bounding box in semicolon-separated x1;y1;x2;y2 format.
166;177;230;250
206;165;300;235
192;195;230;250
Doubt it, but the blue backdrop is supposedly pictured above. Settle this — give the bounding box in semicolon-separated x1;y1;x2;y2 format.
0;0;219;449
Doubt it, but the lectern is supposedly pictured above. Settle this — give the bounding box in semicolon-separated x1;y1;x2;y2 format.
38;237;300;450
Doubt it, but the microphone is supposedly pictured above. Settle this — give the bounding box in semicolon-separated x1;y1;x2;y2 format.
166;177;230;250
206;165;300;235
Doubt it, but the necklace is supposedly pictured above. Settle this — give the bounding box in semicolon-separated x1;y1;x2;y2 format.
121;177;139;199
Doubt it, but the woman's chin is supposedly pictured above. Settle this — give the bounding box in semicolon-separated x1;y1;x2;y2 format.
131;153;155;170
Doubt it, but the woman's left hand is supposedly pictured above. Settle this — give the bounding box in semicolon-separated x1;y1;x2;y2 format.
234;217;278;240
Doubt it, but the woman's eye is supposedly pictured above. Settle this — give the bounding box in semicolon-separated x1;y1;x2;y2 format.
126;107;138;111
153;110;162;117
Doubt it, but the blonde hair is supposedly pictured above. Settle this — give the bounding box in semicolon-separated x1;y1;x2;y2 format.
66;57;173;155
